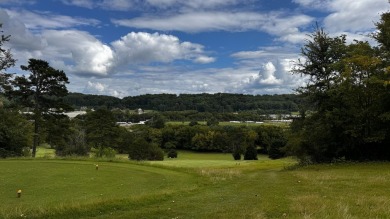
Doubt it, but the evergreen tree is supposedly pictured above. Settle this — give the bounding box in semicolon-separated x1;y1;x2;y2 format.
6;59;69;157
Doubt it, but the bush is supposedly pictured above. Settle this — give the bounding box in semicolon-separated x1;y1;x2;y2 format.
148;144;164;161
268;139;286;159
244;146;258;160
22;147;32;157
0;148;17;158
0;109;33;157
167;149;178;158
164;141;176;150
232;151;241;160
189;121;199;126
128;137;165;161
94;147;117;158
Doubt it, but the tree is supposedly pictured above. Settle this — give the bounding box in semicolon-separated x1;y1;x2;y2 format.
146;113;166;129
7;59;69;157
0;109;33;157
128;137;164;161
244;145;258;160
0;23;16;95
55;118;89;156
289;20;390;162
84;109;120;156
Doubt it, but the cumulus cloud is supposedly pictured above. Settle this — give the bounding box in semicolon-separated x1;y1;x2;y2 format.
0;9;45;51
230;46;308;94
0;9;214;78
111;32;215;66
83;81;124;97
42;30;114;76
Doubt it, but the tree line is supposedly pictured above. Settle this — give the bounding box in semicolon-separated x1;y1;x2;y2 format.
64;92;300;114
52;109;288;161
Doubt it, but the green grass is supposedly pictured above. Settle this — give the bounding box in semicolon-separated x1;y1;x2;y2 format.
1;152;390;218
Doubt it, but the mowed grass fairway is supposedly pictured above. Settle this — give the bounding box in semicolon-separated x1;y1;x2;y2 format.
1;152;390;218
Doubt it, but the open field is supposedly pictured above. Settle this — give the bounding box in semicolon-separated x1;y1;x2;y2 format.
1;152;390;218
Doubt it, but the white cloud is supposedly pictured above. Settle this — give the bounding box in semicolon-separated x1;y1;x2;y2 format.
194;56;215;64
1;9;214;78
292;0;331;10
111;32;215;66
145;0;245;10
294;0;389;33
98;0;135;11
39;30;114;76
112;11;313;40
0;9;45;51
324;0;389;33
5;9;100;30
87;81;105;92
61;0;94;9
60;0;248;11
0;0;35;5
83;81;124;97
257;62;282;85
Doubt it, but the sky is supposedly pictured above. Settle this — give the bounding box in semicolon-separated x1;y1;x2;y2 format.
0;0;389;97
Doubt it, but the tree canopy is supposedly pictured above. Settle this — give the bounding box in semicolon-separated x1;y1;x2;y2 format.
6;59;69;157
287;14;390;162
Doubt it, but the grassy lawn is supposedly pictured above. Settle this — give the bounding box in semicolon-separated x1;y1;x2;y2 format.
1;152;390;218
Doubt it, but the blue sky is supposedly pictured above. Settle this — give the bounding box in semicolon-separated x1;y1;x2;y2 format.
0;0;389;97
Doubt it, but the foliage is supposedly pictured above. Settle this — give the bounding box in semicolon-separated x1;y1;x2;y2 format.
5;59;69;157
189;120;199;126
84;109;120;151
167;149;178;158
289;17;390;162
65;92;300;114
0;109;33;158
0;23;16;94
128;137;164;161
232;150;241;160
243;145;258;160
206;117;219;126
93;147;117;158
146;113;166;128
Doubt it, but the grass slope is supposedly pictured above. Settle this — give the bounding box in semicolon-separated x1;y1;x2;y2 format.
1;152;390;218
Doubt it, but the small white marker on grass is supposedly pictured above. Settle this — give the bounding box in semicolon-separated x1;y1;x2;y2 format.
17;189;22;198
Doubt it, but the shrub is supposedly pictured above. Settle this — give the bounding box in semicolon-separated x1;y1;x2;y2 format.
128;137;165;161
232;151;241;160
189;121;199;126
148;144;164;161
268;138;286;159
22;147;32;157
167;149;178;158
164;141;176;150
94;147;117;158
244;146;258;160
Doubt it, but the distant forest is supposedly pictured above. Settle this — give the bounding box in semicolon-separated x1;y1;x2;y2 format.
64;93;301;113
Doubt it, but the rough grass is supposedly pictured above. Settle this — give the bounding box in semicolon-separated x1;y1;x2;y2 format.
1;152;390;218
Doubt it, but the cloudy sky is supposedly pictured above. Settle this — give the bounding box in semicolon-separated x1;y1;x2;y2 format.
0;0;388;97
